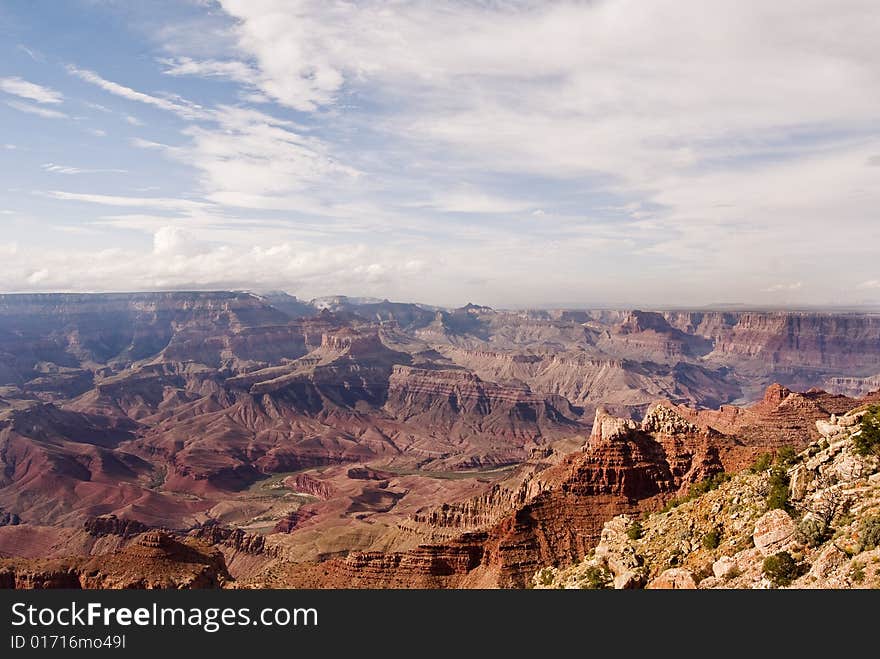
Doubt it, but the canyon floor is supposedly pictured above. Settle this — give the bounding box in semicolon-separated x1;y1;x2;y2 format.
1;292;880;588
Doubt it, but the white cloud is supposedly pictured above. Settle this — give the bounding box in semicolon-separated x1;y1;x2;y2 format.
85;102;111;113
125;115;144;126
763;281;804;293
0;76;63;103
26;269;50;284
858;280;880;290
17;45;43;62
417;189;534;214
0;226;434;296
160;56;257;83
5;100;67;119
42;163;127;175
66;65;208;120
46;190;208;211
132;105;360;210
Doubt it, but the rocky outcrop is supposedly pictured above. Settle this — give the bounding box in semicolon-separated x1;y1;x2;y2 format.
347;466;395;481
0;531;230;589
272;509;317;534
536;404;880;589
84;515;150;538
284;474;335;500
702;312;880;370
190;524;278;558
646;568;698;589
663;383;859;455
826;374;880;398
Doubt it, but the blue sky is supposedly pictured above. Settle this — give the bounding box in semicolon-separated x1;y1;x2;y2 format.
1;0;879;307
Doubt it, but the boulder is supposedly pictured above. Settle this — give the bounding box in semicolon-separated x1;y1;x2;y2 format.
613;570;645;589
753;509;796;556
712;556;738;579
646;568;697;589
809;544;847;580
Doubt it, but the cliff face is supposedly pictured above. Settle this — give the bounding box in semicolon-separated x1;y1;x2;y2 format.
663;311;880;372
0;292;289;366
0;531;229;589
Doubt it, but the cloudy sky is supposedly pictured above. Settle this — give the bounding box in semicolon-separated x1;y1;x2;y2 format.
1;0;879;308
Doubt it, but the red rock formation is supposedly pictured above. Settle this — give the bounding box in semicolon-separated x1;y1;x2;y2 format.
667;383;859;454
283;473;335;499
84;515;150;538
0;532;230;589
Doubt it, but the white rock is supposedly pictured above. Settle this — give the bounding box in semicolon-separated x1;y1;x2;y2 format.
753;509;797;556
712;556;738;579
816;419;840;437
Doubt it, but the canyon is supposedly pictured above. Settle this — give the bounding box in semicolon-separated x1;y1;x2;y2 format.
1;291;879;588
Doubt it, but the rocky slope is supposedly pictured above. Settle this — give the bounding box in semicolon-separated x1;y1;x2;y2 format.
535;403;880;589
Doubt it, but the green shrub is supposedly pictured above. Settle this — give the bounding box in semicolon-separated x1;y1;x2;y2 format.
702;529;721;550
859;515;880;552
688;472;731;498
723;565;742;581
849;561;865;584
750;453;772;473
853;407;880;457
661;497;682;513
766;465;790;511
796;517;828;548
535;567;555;586
775;445;797;467
580;566;612;590
626;521;643;541
661;473;730;513
762;551;804;587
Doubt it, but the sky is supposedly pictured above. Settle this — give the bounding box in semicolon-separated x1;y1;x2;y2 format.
0;0;879;308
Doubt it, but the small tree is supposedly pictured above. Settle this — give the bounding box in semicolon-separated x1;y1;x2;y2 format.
627;521;643;541
580;566;612;590
860;515;880;552
762;551;803;587
853;407;880;457
776;445;797;467
795;517;828;548
750;453;772;473
766;466;790;511
794;471;850;528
